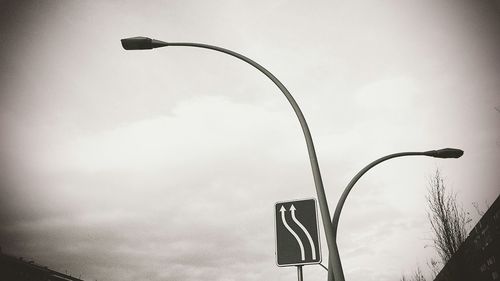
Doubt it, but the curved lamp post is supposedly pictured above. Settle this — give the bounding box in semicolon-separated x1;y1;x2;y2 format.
121;36;337;280
328;148;464;281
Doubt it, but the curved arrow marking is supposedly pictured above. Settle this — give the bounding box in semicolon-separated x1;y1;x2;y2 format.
290;204;316;260
280;205;305;261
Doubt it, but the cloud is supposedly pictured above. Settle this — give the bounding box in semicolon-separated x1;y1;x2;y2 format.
0;95;311;281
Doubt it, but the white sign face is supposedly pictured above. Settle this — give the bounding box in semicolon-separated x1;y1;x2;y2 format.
274;198;321;267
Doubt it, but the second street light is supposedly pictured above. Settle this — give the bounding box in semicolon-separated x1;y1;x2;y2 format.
121;36;337;281
328;148;464;281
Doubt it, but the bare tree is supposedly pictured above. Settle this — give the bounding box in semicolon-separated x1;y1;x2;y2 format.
400;170;471;280
413;267;426;281
426;169;470;263
400;267;427;281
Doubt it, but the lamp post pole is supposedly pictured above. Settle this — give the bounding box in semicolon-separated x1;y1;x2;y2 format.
121;36;337;281
327;148;464;281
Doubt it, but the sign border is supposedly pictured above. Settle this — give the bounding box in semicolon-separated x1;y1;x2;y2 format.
274;197;322;267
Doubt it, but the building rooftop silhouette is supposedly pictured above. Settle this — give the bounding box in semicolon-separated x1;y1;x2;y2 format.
433;194;500;281
0;251;84;281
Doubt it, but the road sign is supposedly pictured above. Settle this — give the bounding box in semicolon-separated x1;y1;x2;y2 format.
274;198;321;267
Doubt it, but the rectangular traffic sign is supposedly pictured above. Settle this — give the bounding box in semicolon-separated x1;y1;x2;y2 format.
274;198;321;267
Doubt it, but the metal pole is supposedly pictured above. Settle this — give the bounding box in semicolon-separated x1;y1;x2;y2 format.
297;265;304;281
162;42;337;281
327;151;433;281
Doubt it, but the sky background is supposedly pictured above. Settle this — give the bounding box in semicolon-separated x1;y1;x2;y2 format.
0;1;499;281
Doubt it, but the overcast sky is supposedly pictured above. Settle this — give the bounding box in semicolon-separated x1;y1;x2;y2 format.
1;1;499;281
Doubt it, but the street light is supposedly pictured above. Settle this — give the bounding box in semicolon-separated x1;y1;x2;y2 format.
121;36;337;280
328;148;464;281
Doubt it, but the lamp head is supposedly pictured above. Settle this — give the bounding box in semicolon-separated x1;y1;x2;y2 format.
121;36;168;50
428;148;464;159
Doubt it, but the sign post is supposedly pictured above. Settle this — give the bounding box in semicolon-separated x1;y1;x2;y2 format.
297;265;303;281
275;198;321;272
